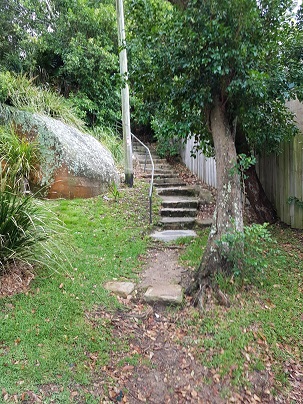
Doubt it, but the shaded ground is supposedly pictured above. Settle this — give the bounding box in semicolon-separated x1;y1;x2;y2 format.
2;259;302;403
1;161;302;403
83;297;275;404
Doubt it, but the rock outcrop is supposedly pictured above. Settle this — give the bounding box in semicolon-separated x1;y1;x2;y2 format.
2;108;119;199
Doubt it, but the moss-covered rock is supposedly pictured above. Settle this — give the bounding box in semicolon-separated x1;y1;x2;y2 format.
1;107;119;198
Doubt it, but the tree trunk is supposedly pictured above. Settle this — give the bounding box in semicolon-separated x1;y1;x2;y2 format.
235;130;277;224
243;166;277;223
188;97;243;306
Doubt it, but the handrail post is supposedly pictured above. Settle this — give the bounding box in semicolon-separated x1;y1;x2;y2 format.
149;193;152;224
144;149;147;172
131;133;154;224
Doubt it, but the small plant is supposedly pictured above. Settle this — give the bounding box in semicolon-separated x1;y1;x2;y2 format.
216;223;274;278
287;196;303;208
155;136;180;159
108;181;120;202
0;190;45;271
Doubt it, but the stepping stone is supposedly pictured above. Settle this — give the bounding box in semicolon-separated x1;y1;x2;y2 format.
157;186;198;197
160;195;199;209
143;284;183;304
104;281;135;298
196;217;213;227
150;229;197;242
160;207;197;217
160;216;196;230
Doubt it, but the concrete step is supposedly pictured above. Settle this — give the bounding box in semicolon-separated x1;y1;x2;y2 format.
161;196;199;209
154;182;187;188
160;208;197;217
150;229;197;242
143;164;172;170
143;284;183;304
134;153;159;160
146;173;177;179
144;169;175;175
154;177;185;185
157;186;199;197
136;158;167;165
160;217;196;230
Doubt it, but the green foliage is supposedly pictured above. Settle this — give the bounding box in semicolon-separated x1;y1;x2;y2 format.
155;136;180;159
0;71;85;130
216;223;274;277
0;0;121;128
128;0;300;154
91;126;123;165
179;230;209;266
0;183;65;275
108;182;120;202
236;154;256;177
0;191;46;270
287;195;303;208
0;125;40;192
180;225;302;391
0;125;67;274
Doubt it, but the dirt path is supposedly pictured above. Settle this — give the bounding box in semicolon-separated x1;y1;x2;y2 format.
138;247;186;289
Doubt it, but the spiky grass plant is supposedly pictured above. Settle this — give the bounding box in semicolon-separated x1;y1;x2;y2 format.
0;183;69;275
0;127;67;274
0;191;45;270
0;71;85;130
0;126;40;192
91;126;123;165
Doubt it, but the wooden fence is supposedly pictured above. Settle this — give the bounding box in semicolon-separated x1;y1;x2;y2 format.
257;134;303;229
181;100;303;229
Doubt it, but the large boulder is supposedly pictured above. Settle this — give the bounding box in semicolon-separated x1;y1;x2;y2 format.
4;109;120;198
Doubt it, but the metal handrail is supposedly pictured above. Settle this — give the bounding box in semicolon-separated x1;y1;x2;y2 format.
131;133;154;224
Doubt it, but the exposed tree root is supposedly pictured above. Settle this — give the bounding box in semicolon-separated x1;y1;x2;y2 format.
192;284;231;312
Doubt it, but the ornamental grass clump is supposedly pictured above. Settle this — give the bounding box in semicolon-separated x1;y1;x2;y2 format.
0;127;66;274
0;126;40;193
0;190;48;272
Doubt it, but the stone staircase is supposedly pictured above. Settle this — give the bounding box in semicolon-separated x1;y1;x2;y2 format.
133;141;203;230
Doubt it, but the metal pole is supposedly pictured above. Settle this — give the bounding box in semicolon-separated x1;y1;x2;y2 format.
116;0;133;187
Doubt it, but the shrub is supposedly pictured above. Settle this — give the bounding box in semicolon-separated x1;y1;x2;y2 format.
216;223;274;278
0;128;66;274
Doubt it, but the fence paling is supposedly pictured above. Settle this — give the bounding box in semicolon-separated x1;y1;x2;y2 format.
182;132;303;230
181;137;217;188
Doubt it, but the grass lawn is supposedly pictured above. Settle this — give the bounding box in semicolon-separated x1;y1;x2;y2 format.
0;179;302;402
0;181;154;401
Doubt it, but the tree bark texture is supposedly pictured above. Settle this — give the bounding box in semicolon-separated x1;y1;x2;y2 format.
243;166;277;224
235;130;277;224
190;97;244;298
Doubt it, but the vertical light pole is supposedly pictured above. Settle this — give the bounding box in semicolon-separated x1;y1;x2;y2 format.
116;0;133;187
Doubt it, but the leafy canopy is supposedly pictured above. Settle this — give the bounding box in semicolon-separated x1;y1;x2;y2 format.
0;0;121;127
128;0;301;155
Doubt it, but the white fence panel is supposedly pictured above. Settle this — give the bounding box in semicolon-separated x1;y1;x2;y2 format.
181;137;217;188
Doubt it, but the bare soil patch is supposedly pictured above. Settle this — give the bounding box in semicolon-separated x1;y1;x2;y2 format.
0;262;34;298
81;300;276;404
138;247;186;289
